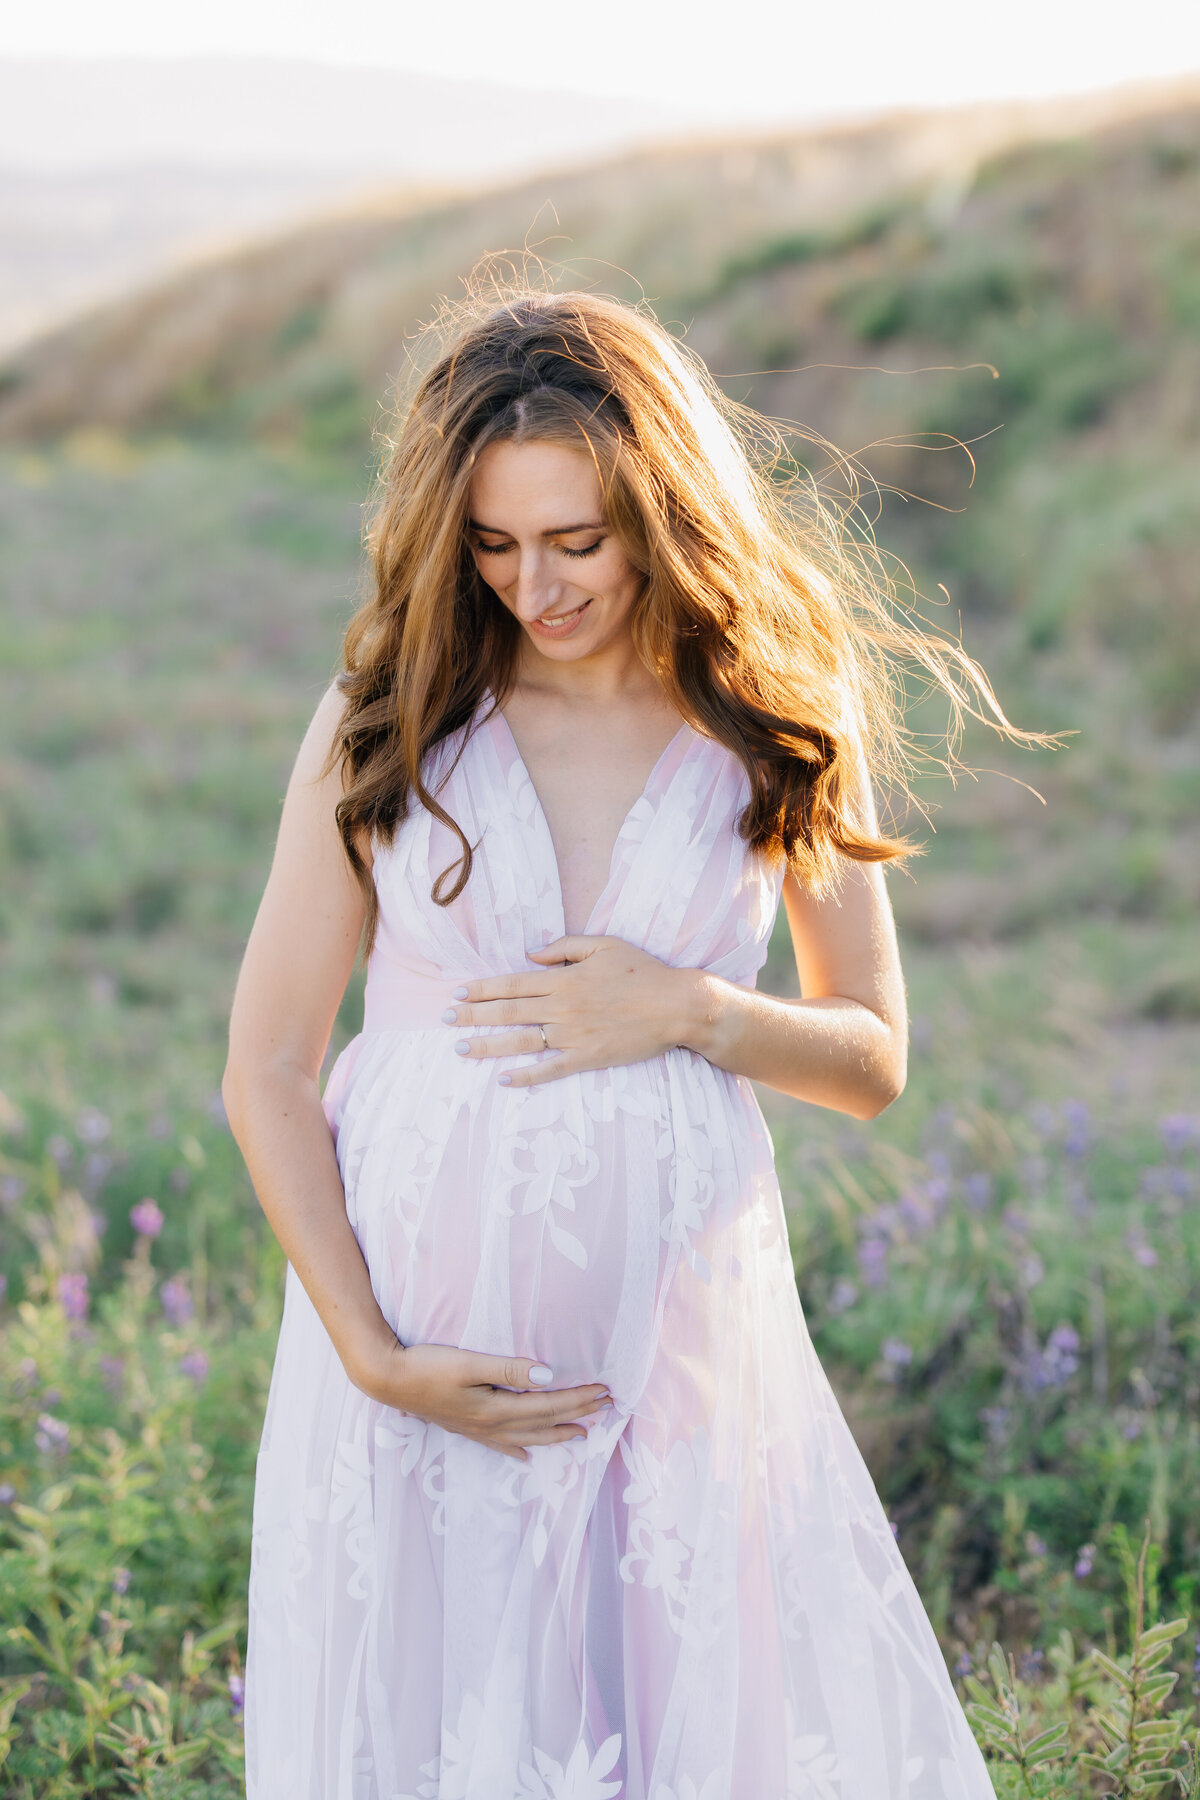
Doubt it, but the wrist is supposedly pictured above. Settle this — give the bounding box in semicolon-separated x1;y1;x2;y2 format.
671;966;720;1057
342;1317;406;1402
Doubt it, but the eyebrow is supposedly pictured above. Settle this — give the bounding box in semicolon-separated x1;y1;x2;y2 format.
467;519;604;537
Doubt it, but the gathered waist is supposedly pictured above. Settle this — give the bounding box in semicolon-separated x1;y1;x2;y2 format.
362;964;463;1033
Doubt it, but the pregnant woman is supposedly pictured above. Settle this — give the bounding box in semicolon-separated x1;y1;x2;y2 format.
224;288;1022;1797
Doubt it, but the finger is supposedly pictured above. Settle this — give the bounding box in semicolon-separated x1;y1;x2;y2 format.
508;1423;591;1447
489;1383;611;1422
449;998;545;1030
450;971;554;1007
473;1354;558;1392
527;936;606;964
499;1054;584;1089
462;1028;556;1062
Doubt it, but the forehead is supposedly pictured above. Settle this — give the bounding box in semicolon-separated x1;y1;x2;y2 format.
468;439;602;529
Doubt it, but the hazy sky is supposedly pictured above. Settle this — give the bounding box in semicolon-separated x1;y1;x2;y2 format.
4;0;1200;123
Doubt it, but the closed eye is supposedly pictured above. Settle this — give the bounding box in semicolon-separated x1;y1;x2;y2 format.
560;540;603;559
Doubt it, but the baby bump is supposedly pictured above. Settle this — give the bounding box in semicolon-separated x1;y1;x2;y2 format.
332;1046;759;1399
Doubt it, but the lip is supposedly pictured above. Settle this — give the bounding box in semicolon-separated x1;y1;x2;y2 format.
526;598;592;638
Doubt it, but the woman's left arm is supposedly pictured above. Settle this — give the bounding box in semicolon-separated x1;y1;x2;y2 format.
446;851;908;1123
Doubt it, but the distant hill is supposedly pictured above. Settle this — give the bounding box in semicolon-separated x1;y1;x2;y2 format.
0;73;1197;456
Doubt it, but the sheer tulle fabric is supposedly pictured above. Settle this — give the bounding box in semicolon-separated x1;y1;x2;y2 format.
245;698;995;1799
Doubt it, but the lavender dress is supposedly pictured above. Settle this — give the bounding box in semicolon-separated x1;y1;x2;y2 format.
245;694;995;1800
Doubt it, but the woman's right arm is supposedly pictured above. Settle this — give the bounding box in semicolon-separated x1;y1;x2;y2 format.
221;683;610;1459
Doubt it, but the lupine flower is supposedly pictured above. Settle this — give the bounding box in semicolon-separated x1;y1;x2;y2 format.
881;1337;913;1369
35;1413;70;1454
827;1277;859;1314
964;1173;992;1213
75;1106;110;1145
1160;1114;1199;1158
161;1276;194;1326
980;1405;1011;1445
1019;1647;1045;1680
130;1196;164;1237
180;1350;209;1383
1021;1323;1080;1393
1074;1543;1095;1578
954;1651;973;1678
856;1235;889;1288
57;1271;89;1320
229;1672;246;1719
0;1483;15;1505
112;1568;131;1593
1063;1099;1091;1158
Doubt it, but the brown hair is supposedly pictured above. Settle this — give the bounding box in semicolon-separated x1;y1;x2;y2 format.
331;281;1046;956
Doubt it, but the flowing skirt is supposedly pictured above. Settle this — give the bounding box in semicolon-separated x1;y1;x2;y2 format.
245;1030;995;1799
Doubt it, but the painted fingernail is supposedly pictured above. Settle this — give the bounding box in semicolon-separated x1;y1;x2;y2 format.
454;1040;471;1056
529;1364;554;1385
498;1072;511;1086
452;986;469;1000
441;1008;457;1024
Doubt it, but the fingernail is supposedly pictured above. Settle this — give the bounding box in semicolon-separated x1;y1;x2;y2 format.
452;986;469;1000
498;1072;511;1086
454;1040;470;1056
529;1364;553;1385
441;1008;457;1024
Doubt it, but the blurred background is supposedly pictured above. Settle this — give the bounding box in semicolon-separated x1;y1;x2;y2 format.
1;2;1199;1791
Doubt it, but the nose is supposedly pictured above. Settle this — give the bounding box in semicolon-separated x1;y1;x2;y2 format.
512;549;566;621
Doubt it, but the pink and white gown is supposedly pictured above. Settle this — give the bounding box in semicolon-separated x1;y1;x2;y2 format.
245;694;996;1800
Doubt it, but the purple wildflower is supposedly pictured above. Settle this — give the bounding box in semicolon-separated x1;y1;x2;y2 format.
964;1173;993;1213
856;1234;889;1289
881;1337;914;1369
1074;1543;1095;1578
827;1277;859;1314
100;1355;125;1395
57;1271;89;1321
0;1175;25;1209
112;1568;131;1594
1160;1114;1199;1158
954;1651;974;1678
229;1672;246;1719
1063;1099;1091;1159
160;1276;194;1326
75;1106;110;1146
35;1413;70;1455
1123;1417;1143;1441
0;1483;15;1505
180;1350;209;1383
980;1404;1011;1445
1019;1647;1045;1680
42;1387;61;1406
130;1197;164;1238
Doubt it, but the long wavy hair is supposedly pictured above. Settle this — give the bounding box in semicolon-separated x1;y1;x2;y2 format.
331;280;1045;956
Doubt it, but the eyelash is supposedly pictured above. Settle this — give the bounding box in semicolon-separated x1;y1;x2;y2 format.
474;540;603;559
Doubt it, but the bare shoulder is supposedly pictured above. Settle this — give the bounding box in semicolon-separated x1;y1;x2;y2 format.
287;679;373;872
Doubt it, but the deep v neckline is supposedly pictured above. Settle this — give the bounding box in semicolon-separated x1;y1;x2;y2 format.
483;692;695;938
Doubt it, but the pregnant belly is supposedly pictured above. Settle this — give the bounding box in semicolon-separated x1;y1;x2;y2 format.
325;1031;767;1398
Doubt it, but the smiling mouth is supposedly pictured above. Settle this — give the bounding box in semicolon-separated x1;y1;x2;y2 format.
529;599;591;635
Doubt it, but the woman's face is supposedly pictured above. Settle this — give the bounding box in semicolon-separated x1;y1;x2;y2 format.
466;439;643;664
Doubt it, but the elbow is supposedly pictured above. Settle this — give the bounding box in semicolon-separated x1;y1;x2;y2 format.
853;1048;908;1122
